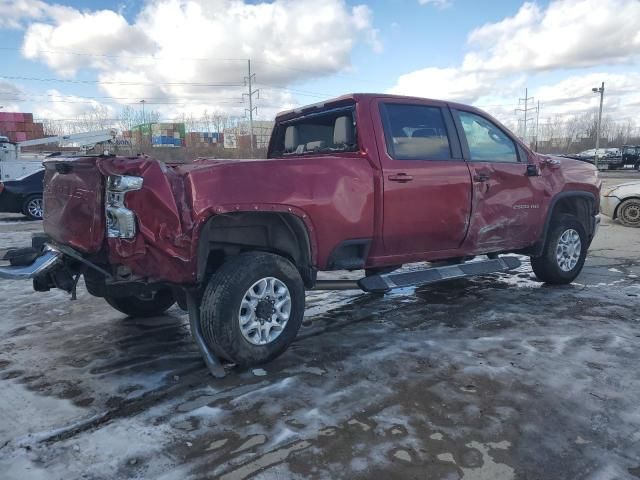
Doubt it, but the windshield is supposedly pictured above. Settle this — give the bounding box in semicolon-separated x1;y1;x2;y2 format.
623;147;637;155
269;105;358;158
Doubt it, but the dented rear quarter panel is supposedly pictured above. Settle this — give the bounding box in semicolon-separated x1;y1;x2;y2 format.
96;156;196;283
180;154;376;270
95;153;376;283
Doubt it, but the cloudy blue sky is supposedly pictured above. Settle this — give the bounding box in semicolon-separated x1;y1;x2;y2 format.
0;0;638;134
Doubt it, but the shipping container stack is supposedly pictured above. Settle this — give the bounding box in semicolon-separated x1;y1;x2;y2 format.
0;112;45;143
185;131;220;148
130;123;186;147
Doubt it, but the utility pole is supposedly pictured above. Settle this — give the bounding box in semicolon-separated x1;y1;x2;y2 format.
592;82;605;170
243;59;259;153
534;101;540;151
516;88;537;146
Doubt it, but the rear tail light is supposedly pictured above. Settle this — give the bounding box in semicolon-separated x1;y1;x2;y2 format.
105;175;143;238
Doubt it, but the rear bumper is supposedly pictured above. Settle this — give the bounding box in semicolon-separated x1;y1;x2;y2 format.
0;248;62;280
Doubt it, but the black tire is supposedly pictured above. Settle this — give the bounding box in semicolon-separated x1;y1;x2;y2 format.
530;214;587;284
199;252;305;367
22;195;43;220
105;288;176;317
617;198;640;228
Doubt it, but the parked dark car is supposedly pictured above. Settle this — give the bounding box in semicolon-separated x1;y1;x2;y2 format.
622;145;640;169
0;169;44;220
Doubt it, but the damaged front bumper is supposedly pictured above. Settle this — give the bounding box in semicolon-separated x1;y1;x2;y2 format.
0;246;62;280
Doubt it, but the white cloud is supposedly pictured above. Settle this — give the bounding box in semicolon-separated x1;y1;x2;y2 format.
531;72;640;120
20;0;381;118
418;0;453;9
463;0;640;73
0;0;74;29
389;68;499;103
22;9;154;77
31;89;116;120
0;0;49;29
0;80;23;98
390;0;640;126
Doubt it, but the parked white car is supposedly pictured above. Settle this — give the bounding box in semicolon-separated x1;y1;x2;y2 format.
601;181;640;227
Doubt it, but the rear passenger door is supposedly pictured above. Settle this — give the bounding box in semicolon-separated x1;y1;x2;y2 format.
452;109;543;251
374;99;472;258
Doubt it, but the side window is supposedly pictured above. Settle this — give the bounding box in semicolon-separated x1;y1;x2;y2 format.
458;111;518;163
380;103;452;160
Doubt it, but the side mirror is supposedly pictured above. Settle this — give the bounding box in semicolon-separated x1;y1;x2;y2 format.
526;164;540;177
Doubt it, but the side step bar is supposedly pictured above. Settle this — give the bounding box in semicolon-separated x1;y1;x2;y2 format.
358;256;521;293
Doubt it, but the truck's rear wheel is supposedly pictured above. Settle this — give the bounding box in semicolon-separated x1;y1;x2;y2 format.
105;288;176;317
199;252;305;366
530;214;587;284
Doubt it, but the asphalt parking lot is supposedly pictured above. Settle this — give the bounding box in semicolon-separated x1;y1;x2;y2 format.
0;170;638;480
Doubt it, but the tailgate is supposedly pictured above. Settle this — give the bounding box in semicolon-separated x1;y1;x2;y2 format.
43;157;105;253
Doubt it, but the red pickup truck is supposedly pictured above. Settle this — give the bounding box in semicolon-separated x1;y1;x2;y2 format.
0;94;600;375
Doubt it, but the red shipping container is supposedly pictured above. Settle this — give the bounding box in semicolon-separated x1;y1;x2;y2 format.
24;113;34;123
15;132;27;142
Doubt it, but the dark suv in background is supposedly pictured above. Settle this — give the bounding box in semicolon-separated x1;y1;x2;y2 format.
622;145;640;169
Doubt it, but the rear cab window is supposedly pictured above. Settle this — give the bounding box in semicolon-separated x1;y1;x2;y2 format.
379;103;453;160
269;104;358;158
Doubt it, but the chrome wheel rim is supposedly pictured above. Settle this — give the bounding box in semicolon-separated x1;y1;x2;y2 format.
239;277;291;346
556;228;581;272
27;198;43;219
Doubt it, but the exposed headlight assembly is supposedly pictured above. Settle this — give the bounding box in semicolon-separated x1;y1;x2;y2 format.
106;175;143;238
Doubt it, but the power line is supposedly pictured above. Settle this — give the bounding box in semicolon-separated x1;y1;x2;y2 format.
0;74;244;87
0;46;393;87
0;46;248;62
0;95;245;106
0;90;244;101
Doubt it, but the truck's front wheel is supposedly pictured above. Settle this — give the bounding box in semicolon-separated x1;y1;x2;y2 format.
105;288;176;317
530;214;587;284
199;252;305;366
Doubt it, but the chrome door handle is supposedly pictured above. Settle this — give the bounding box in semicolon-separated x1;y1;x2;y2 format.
473;173;490;182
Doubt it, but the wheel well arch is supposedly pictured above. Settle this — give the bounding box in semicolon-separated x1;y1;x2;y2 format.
196;211;315;287
536;191;597;254
614;196;640;219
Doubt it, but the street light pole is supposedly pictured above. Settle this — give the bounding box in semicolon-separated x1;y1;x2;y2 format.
140;99;146;124
140;99;147;148
592;82;605;170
